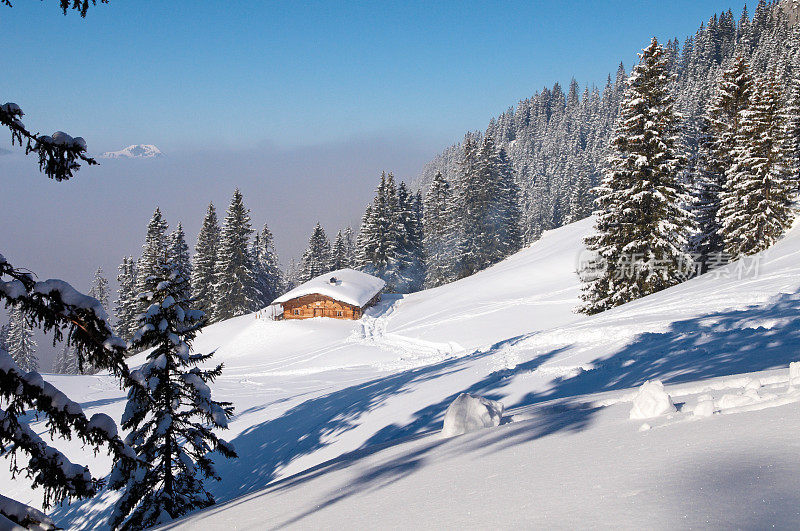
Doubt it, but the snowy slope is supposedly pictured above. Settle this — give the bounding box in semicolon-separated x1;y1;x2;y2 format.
163;214;800;529
8;215;800;529
101;144;163;159
168;371;800;529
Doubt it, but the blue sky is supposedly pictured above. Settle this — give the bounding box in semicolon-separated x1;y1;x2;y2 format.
2;0;747;153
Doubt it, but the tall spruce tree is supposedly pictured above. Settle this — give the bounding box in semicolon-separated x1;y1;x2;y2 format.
688;117;725;271
167;222;193;301
285;258;301;290
343;226;356;265
53;342;79;375
251;223;283;305
356;172;427;291
6;304;37;372
135;208;169;318
496;146;523;259
566;172;595;223
356;173;401;281
213;189;258;321
580;38;693;314
395;182;425;292
423;172;457;288
783;71;800;190
299;223;332;283
706;56;755;264
88;267;110;317
192;202;221;322
115;256;139;342
719;74;794;257
452;134;522;277
452;134;482;278
331;230;350;270
110;264;236;529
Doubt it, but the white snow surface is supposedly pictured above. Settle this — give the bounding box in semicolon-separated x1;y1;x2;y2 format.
100;144;163;159
441;393;504;437
9;216;800;529
271;268;385;308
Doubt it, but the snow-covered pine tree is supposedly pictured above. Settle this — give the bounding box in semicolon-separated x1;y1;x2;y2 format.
261;223;284;301
331;230;350;270
343;226;356;266
251;223;283;305
53;342;79;374
88;266;110;317
394;182;425;292
355;204;377;269
580;38;693;315
688;117;725;272
706;56;754;264
356;172;409;290
213;189;258;321
452;134;521;277
783;71;800;190
167;222;193;301
192;202;221;322
110;263;236;529
115;256;139;342
285;257;301;290
423;172;456;288
496;146;523;259
451;134;482;278
299;223;332;283
135;207;169;319
6;304;37;372
719;74;794;257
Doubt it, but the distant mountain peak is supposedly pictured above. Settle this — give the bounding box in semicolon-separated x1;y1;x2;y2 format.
101;144;163;159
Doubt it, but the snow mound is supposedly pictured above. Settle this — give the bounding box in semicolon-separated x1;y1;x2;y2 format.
101;144;163;159
441;393;504;438
629;380;676;420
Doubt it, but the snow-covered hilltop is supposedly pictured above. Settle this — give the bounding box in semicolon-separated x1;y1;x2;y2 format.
100;144;163;159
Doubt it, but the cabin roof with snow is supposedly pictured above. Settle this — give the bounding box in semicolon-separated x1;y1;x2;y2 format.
272;268;385;308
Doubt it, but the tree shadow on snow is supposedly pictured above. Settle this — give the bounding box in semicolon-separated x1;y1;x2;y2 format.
515;290;800;408
55;292;800;529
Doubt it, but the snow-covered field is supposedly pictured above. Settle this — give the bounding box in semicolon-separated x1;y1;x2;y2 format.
7;215;800;529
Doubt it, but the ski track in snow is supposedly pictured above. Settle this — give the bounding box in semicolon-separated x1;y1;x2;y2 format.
348;295;467;370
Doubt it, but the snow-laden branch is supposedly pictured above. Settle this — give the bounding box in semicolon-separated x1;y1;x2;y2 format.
0;102;96;181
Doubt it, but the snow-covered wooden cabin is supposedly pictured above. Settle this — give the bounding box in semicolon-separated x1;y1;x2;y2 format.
271;268;385;320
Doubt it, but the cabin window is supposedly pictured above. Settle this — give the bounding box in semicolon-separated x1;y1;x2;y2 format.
336;311;343;317
293;309;300;315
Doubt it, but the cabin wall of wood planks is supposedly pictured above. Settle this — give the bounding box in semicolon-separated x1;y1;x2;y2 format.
282;294;362;320
281;292;381;320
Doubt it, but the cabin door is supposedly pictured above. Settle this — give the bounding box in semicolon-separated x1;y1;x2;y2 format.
314;308;323;317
